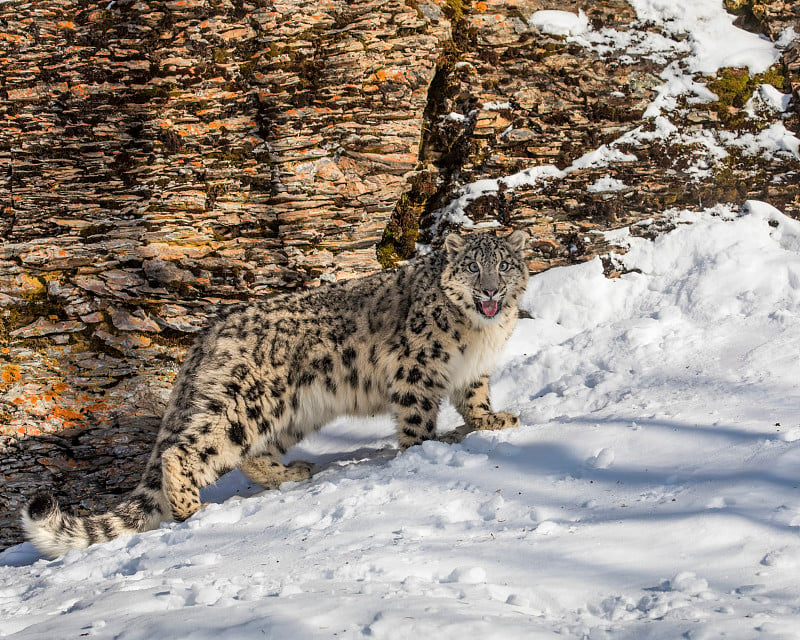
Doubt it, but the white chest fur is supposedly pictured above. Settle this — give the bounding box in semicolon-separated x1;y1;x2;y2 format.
446;317;515;392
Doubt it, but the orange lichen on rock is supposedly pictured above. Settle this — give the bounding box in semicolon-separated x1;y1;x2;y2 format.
51;405;85;423
1;365;21;384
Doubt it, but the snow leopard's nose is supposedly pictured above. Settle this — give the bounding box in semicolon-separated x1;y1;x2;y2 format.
484;289;497;299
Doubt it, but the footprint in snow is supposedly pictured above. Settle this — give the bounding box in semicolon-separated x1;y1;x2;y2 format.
586;447;615;469
706;496;736;509
441;566;486;584
762;548;800;569
777;427;800;442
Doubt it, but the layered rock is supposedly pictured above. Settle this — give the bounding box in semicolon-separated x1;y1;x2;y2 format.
380;0;800;271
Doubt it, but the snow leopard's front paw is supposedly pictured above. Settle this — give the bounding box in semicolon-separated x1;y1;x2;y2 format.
472;411;519;431
438;424;472;444
285;460;315;481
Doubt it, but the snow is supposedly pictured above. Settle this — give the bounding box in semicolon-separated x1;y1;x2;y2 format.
735;122;800;158
628;0;780;75
3;202;800;638
745;84;794;119
776;26;798;49
528;10;590;37
534;1;778;75
482;102;512;111
587;176;628;193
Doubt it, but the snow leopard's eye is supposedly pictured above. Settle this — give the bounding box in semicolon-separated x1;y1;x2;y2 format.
498;260;509;272
467;262;480;273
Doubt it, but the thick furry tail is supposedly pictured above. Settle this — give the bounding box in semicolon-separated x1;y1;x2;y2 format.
21;491;166;559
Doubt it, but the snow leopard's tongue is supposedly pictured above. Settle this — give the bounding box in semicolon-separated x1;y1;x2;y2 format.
480;300;499;317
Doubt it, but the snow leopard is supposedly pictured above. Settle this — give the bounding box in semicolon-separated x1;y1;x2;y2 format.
22;230;529;558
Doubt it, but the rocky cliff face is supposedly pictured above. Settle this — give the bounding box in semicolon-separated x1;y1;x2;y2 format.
381;0;800;271
1;0;798;550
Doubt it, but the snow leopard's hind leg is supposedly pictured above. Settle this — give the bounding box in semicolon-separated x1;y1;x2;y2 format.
161;445;207;522
159;391;316;520
158;409;250;522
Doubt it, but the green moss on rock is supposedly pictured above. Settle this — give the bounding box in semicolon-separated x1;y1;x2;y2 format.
377;171;439;268
708;65;788;128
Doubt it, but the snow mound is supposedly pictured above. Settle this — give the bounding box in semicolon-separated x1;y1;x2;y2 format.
528;10;590;37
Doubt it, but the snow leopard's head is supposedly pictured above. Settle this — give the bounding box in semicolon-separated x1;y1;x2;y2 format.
441;230;529;325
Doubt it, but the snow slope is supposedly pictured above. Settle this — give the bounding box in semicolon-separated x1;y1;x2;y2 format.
2;202;800;639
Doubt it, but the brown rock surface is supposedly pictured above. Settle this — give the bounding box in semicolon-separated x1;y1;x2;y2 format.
1;0;799;551
378;0;800;270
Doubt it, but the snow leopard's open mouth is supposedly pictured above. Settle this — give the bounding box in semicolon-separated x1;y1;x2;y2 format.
476;298;501;318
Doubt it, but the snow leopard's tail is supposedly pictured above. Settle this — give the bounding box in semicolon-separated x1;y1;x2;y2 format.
21;490;167;559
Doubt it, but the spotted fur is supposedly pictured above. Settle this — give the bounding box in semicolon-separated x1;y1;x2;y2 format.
22;231;529;558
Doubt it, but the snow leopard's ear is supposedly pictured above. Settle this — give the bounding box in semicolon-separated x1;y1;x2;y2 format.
444;232;465;256
505;230;527;254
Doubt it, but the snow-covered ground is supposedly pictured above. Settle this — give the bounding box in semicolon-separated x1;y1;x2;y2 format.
3;201;800;639
2;0;800;638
